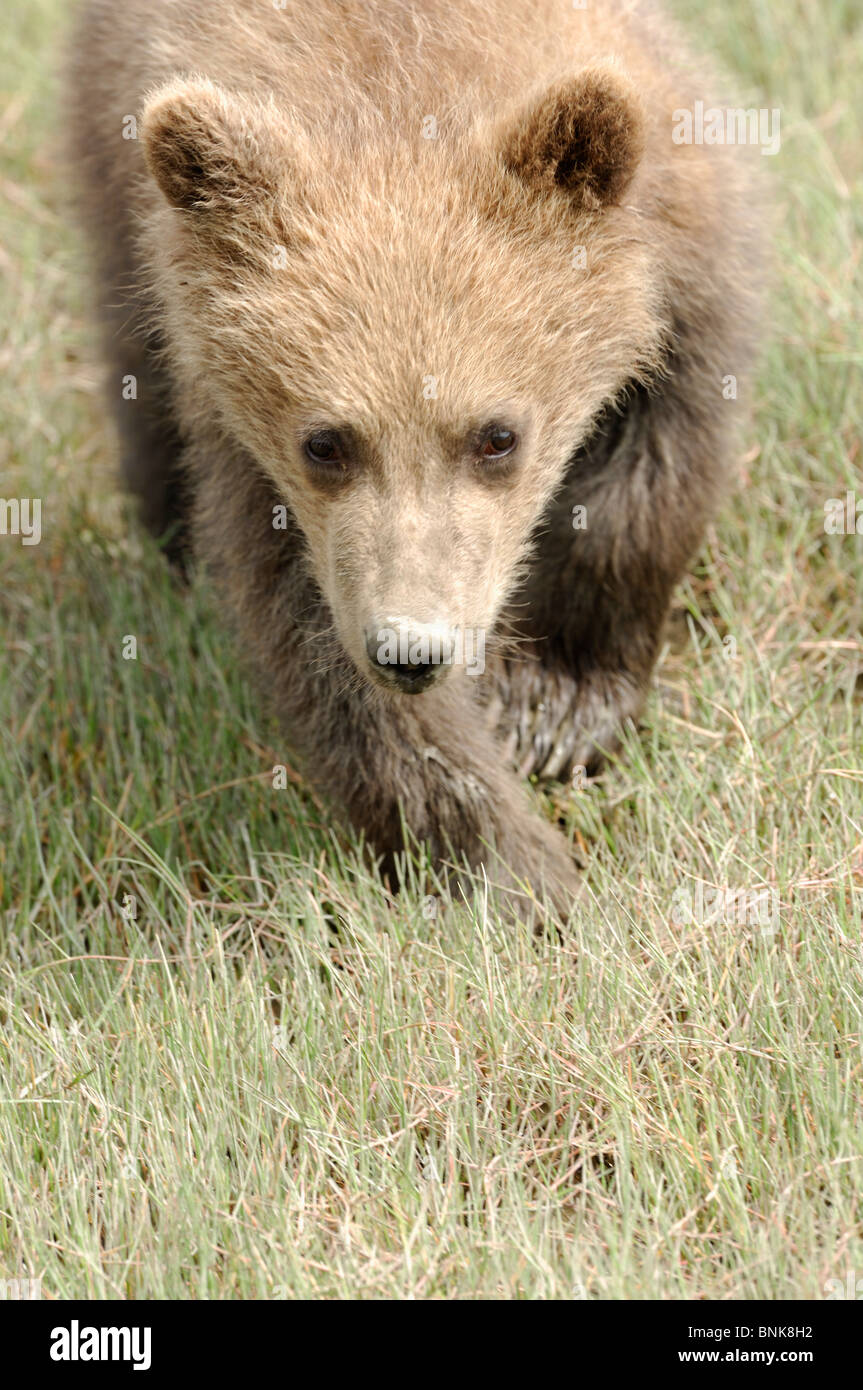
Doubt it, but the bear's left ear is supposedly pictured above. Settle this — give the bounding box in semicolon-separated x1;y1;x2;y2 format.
497;68;645;210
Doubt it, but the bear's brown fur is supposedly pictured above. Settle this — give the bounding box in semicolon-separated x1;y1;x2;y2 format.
68;0;762;921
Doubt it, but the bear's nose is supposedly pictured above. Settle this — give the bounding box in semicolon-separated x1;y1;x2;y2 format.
364;620;455;694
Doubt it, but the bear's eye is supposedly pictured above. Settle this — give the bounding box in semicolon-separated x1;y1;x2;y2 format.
479;428;518;459
304;430;344;465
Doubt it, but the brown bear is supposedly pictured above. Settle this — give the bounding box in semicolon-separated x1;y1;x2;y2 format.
68;0;762;921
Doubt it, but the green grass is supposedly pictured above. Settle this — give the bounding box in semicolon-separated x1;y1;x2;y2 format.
1;0;862;1299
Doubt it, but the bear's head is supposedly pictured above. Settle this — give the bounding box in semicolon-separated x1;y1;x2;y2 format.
141;69;664;693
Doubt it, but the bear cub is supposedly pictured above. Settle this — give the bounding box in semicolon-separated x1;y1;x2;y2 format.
69;0;761;921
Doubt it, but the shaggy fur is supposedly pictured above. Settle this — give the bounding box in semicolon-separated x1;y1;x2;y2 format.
68;0;762;922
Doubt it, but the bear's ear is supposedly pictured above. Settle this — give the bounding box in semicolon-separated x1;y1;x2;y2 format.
498;68;645;209
141;78;278;212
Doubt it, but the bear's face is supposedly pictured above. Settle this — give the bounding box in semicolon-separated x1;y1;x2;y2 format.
143;72;665;692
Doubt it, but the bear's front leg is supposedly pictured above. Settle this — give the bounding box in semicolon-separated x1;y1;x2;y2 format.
481;649;645;783
346;677;583;924
499;355;747;782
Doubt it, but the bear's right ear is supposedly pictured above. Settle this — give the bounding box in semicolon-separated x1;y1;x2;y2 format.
497;67;645;210
141;78;279;213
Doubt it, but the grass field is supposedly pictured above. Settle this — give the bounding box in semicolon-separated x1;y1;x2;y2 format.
1;0;862;1299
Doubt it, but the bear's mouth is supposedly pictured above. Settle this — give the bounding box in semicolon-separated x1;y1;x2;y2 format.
367;661;446;696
